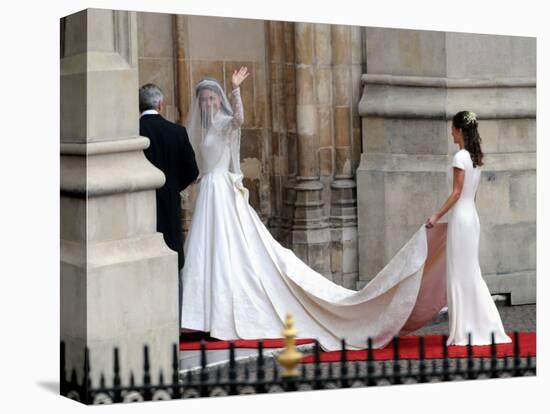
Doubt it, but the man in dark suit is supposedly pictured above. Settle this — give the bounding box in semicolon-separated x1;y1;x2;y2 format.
139;83;199;331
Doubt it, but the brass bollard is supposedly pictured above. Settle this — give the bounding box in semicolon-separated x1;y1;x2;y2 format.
277;313;303;377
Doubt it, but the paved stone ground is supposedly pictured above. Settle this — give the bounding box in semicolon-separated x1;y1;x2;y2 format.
413;302;536;336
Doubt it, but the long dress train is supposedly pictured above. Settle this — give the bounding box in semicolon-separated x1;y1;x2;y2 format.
180;151;449;351
181;87;509;351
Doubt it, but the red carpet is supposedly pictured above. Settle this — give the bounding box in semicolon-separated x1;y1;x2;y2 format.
180;338;315;351
180;332;536;362
301;332;536;363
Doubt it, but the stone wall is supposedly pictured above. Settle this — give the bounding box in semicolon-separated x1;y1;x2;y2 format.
357;28;536;304
137;13;272;226
136;15;365;286
135;14;536;302
137;12;178;122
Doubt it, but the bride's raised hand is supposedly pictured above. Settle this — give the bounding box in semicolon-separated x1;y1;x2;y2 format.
232;66;250;89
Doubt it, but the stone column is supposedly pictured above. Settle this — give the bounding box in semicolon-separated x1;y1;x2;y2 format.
137;12;177;122
292;23;331;277
351;27;365;185
282;22;298;248
267;21;288;243
315;24;333;220
60;9;179;389
174;14;191;126
173;14;197;242
329;25;360;289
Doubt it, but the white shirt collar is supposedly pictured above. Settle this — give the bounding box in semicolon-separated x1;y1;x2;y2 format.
140;109;159;118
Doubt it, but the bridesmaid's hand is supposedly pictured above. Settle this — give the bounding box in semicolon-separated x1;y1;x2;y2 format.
425;214;438;229
232;66;250;89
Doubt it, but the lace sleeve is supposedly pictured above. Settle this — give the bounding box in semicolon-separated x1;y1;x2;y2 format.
230;87;244;128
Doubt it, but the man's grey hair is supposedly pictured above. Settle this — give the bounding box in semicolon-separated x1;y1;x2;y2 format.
139;83;164;112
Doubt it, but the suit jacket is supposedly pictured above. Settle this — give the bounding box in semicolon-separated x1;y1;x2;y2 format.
140;114;199;270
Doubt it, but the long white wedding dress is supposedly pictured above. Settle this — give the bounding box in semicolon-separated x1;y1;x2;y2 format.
446;149;511;346
180;86;509;350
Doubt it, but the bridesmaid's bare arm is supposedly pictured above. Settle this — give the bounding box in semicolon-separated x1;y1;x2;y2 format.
426;167;465;228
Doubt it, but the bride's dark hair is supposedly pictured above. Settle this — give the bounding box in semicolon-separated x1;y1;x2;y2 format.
452;111;484;168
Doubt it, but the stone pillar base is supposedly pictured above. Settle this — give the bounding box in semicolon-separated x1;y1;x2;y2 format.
330;179;358;288
485;271;536;305
292;180;331;278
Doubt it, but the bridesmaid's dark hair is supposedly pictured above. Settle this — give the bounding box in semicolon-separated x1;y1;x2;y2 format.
452;111;484;167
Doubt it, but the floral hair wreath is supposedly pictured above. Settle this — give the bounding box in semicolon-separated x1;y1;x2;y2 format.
463;111;477;126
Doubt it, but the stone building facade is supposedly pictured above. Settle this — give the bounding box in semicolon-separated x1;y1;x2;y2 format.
60;8;536;387
60;9;536;388
136;13;535;303
137;13;364;287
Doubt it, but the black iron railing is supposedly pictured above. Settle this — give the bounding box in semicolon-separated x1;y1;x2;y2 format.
60;331;535;404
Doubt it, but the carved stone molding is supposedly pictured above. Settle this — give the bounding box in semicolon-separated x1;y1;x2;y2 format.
359;74;536;119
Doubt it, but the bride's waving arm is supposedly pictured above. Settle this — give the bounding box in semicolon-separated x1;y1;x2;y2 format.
230;88;244;128
230;66;249;128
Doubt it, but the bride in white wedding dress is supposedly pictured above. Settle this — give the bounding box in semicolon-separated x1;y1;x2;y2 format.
180;68;509;350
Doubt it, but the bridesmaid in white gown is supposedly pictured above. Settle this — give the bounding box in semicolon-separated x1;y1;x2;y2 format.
426;111;511;346
180;68;502;350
